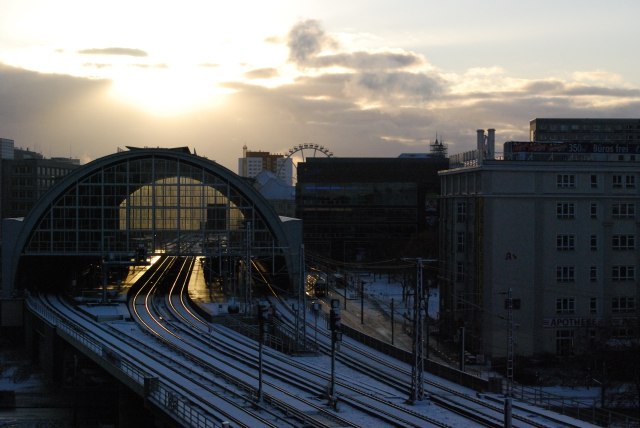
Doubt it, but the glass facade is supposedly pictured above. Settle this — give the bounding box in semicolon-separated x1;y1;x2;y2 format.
296;157;447;262
24;156;277;256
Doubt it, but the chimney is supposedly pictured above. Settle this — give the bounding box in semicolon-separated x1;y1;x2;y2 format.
477;129;485;165
487;129;495;160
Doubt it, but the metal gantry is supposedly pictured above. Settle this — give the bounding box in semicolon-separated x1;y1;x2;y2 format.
409;259;426;403
295;244;306;350
244;222;252;316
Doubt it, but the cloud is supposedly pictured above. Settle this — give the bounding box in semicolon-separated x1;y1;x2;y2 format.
82;63;113;69
347;71;444;102
198;63;220;68
244;68;280;80
287;19;339;64
77;47;149;57
309;51;424;70
264;35;281;44
572;70;623;84
129;63;169;69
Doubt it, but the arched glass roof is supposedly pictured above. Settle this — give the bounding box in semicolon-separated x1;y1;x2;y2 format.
5;149;298;296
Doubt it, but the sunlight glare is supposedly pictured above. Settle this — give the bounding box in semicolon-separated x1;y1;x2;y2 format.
110;69;230;115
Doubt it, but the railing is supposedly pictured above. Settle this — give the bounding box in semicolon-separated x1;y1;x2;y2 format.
512;383;640;428
24;292;228;428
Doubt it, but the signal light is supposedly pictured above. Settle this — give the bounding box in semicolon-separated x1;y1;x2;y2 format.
329;299;341;332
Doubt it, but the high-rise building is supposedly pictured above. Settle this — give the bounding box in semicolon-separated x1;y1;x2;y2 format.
439;129;639;360
238;146;293;186
530;118;640;144
0;140;80;222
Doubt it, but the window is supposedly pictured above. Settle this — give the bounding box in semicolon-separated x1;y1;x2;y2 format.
556;330;574;357
613;203;635;218
590;266;598;282
557;202;575;219
556;234;575;251
612;297;635;313
560;125;569;131
456;202;466;222
613;234;635;250
590;297;598;314
571;124;580;131
456;262;465;282
590;234;598;251
456;232;465;252
590;202;598;219
557;174;575;188
612;266;635;281
557;297;575;313
626;175;636;188
557;266;575;282
613;174;623;188
550;125;557;131
590;174;598;188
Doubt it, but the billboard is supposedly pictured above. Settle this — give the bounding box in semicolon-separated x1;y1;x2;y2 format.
505;141;640;155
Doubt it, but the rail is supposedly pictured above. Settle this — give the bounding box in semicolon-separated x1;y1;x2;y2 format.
24;292;228;428
304;300;488;391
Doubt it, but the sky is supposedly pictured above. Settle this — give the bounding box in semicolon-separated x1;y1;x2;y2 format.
1;0;640;171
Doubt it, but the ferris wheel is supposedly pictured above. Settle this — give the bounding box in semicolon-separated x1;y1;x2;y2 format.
278;143;333;184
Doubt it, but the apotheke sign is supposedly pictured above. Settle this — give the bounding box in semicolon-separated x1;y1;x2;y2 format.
543;318;604;328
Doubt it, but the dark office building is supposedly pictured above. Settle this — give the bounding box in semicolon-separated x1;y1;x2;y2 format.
530;118;640;143
1;147;80;220
296;156;448;263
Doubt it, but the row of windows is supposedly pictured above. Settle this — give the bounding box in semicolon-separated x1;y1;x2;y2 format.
557;265;635;282
557;202;635;219
557;173;636;189
538;124;640;131
12;166;73;176
556;296;635;314
539;134;638;141
557;234;635;251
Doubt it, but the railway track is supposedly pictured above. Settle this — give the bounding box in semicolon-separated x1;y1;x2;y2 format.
30;255;596;427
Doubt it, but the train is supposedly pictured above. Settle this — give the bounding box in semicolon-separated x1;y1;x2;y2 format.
307;272;328;297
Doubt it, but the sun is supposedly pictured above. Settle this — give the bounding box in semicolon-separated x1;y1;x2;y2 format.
110;68;231;115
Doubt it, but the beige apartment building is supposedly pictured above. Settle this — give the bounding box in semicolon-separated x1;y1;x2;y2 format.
439;129;638;361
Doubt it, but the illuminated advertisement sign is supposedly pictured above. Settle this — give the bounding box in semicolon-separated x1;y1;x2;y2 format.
505;142;640;154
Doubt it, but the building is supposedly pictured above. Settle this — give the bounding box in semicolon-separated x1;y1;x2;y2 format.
252;170;296;218
530;118;640;144
439;129;639;361
238;146;293;186
1;142;80;221
296;154;448;263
